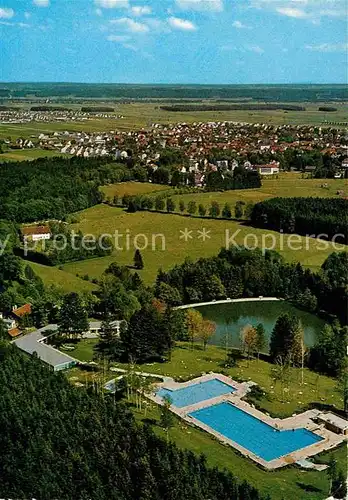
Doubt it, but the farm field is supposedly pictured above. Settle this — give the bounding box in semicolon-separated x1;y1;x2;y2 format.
0;101;347;141
171;174;348;208
0;148;70;162
61;204;347;284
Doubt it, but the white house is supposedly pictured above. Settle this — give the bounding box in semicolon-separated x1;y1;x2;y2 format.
21;225;51;242
256;162;280;176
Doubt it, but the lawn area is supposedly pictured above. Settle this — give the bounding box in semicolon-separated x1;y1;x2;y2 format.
68;338;343;417
28;261;97;293
0;148;70;162
111;343;343;418
61;203;347;284
63;338;98;362
101;181;169;199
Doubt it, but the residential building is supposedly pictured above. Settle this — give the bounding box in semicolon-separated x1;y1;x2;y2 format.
21;225;51;242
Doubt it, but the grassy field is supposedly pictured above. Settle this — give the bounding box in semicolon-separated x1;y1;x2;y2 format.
0;148;70;162
1;102;347;140
101;181;168;199
61;203;346;284
65;341;346;500
28;261;97;293
171;173;348;209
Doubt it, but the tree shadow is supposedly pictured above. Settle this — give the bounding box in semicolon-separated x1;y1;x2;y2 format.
296;482;322;493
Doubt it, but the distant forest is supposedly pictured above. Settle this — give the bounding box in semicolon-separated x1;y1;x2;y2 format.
161;104;306;112
0;83;347;102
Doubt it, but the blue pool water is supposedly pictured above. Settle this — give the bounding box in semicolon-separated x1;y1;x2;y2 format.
189;402;323;461
157;379;235;408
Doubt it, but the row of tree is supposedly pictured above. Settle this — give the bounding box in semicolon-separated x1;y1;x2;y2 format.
125;195;254;220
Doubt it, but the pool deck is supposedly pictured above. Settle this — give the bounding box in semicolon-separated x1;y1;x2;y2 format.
150;373;347;470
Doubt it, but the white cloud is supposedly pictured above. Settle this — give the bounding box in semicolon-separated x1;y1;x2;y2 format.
220;44;264;54
95;8;103;16
95;0;129;8
110;17;149;32
0;7;14;18
176;0;223;12
305;42;348;52
131;6;152;16
232;20;250;28
24;12;31;19
146;18;170;33
276;7;308;18
248;45;264;54
251;0;347;20
0;20;30;28
107;34;131;41
33;0;50;6
123;43;139;51
168;16;197;30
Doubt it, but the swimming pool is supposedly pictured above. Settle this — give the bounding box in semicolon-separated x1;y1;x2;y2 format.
189;402;323;461
157;379;235;408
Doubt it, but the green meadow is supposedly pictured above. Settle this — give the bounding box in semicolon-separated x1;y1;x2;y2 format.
61;203;346;284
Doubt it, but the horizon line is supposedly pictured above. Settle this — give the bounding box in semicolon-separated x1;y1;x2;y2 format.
0;81;345;86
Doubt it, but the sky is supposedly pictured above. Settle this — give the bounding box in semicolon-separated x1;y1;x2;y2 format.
1;0;347;84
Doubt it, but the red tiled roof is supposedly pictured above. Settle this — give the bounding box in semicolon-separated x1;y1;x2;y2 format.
21;225;50;236
8;328;21;338
12;303;32;318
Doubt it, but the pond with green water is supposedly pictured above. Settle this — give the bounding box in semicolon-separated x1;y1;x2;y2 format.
195;300;325;351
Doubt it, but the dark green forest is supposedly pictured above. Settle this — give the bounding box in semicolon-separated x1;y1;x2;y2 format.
155;248;348;325
2;83;347;101
0;343;267;500
251;198;348;243
0;157;133;222
161;104;305;112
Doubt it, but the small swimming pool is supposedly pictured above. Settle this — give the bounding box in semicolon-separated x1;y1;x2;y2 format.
189;402;323;461
157;379;235;408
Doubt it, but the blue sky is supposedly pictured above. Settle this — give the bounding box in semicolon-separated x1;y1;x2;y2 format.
1;0;347;83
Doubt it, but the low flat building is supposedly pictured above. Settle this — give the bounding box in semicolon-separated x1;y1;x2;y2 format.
256;163;280;175
316;413;348;435
13;325;78;372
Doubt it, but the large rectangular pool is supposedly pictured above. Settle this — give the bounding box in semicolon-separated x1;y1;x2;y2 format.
189;402;323;461
157;379;235;408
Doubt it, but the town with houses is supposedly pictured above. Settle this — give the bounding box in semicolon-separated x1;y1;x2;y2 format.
0;108;123;125
3;120;348;182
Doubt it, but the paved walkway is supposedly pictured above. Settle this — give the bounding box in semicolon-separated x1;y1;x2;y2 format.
176;297;281;310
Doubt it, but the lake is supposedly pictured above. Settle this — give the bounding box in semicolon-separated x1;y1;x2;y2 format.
195;300;325;351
